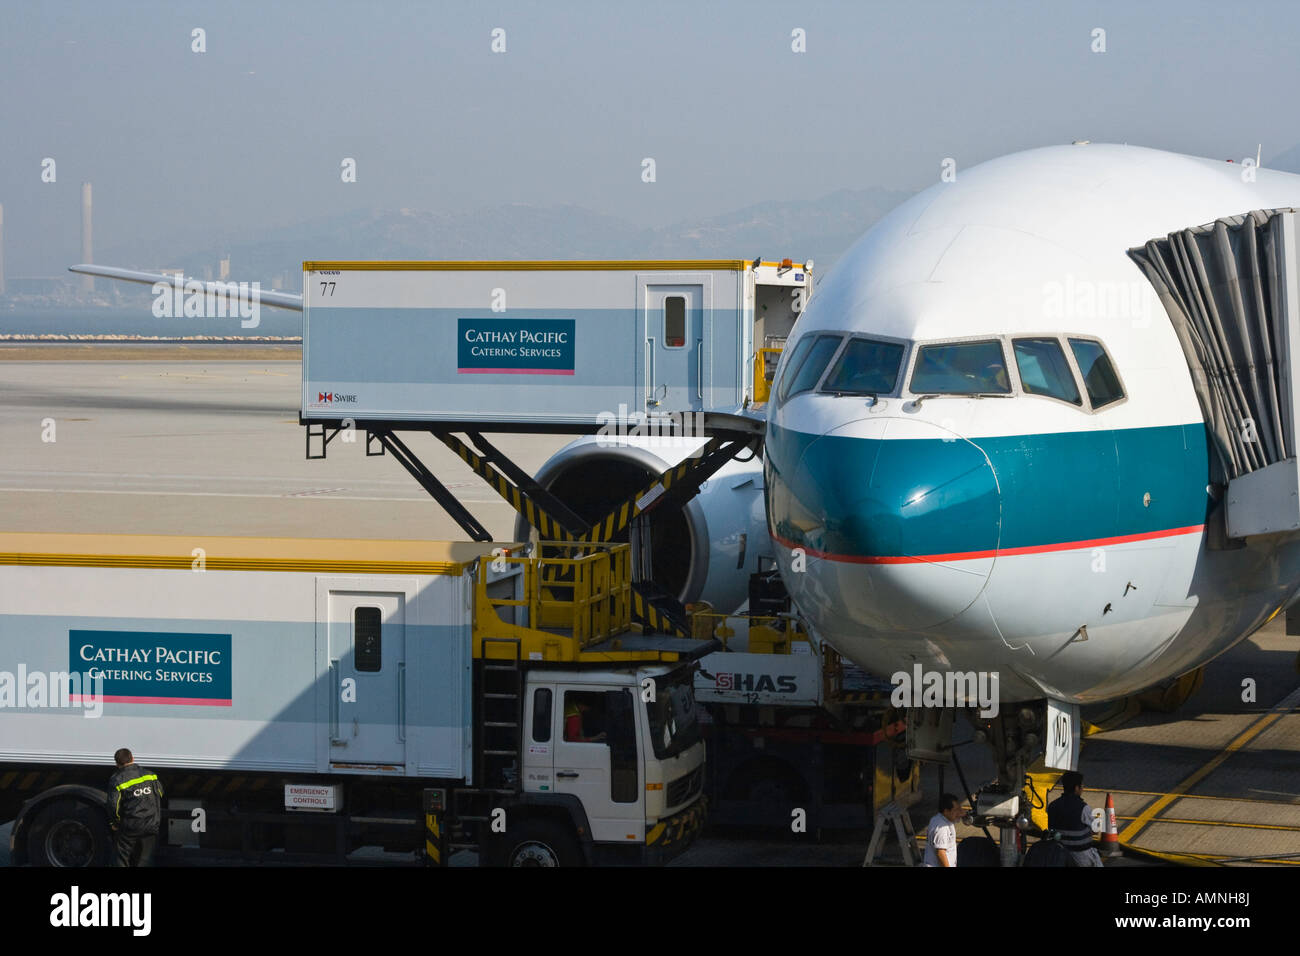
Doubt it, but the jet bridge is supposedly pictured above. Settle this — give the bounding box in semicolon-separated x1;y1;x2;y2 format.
1129;208;1300;538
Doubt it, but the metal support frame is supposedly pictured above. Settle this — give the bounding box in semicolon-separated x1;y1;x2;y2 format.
434;430;591;540
306;417;765;638
630;583;690;636
579;433;761;545
305;421;347;460
371;430;492;542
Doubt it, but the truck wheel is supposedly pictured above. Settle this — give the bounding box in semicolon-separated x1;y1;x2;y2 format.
26;799;113;867
495;820;584;867
955;835;1000;867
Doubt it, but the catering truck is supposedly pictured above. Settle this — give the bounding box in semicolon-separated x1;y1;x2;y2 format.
0;533;708;866
293;257;915;839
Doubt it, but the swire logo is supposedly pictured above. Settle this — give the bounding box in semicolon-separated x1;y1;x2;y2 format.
317;392;357;404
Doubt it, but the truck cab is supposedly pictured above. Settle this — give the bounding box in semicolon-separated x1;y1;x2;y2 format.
461;541;710;866
515;663;704;864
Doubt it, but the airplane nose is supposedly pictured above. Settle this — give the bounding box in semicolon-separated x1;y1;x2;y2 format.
767;417;1002;629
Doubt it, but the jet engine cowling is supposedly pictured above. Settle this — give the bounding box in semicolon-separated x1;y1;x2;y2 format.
516;436;770;615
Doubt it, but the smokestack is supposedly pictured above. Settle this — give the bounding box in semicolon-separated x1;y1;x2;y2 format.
0;203;6;297
80;182;93;294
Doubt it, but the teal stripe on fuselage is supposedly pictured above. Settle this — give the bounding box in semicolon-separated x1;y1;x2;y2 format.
764;421;1211;559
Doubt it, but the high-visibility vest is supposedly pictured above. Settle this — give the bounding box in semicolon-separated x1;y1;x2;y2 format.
1047;793;1094;850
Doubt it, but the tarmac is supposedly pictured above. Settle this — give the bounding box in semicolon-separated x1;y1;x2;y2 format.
1;348;1297;867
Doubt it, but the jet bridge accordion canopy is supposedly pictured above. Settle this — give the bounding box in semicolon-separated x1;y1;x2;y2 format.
1129;208;1300;536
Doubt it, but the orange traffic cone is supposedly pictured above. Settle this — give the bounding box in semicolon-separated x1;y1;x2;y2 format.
1100;792;1121;857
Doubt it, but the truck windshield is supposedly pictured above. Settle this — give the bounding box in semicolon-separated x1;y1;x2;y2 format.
646;671;700;760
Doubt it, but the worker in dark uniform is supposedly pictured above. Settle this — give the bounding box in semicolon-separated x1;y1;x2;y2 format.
106;748;164;867
1046;770;1102;866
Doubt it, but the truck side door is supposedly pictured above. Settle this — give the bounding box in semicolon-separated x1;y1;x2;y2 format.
323;588;407;769
552;686;645;844
522;685;556;794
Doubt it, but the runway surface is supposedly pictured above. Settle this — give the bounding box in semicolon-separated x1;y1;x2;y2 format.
0;354;567;542
1083;619;1300;866
1;350;1297;867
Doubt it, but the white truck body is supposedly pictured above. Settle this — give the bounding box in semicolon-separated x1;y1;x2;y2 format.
0;534;489;777
300;259;810;428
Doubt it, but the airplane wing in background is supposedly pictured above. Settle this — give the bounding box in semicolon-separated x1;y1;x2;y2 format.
67;264;304;312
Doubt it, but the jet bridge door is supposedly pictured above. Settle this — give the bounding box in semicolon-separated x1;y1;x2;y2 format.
640;275;711;414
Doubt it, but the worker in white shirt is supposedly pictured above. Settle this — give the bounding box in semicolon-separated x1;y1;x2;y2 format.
923;793;964;867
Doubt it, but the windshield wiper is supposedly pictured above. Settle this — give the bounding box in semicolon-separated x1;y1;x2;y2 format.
826;390;880;404
910;392;1010;407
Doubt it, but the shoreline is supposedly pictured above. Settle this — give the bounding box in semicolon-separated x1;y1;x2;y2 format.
0;343;302;361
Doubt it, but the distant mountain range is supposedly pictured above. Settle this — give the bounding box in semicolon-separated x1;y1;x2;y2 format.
79;143;1300;299
98;187;914;295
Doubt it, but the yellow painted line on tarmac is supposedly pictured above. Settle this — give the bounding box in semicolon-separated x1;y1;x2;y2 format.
1166;850;1300;867
1101;787;1300;805
1119;846;1224;867
1119;685;1300;843
1116;814;1300;832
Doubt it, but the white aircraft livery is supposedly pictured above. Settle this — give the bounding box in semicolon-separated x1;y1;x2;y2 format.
764;143;1300;706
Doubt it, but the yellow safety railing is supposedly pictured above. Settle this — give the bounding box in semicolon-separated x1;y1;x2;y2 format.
754;347;785;403
478;541;631;650
685;606;807;653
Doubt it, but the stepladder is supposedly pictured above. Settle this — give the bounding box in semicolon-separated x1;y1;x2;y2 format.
863;795;922;866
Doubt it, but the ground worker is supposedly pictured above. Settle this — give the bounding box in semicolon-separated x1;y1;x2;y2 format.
1047;770;1103;866
923;793;963;867
106;747;164;866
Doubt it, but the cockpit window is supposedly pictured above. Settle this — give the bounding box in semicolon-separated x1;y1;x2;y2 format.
909;340;1011;395
1068;338;1124;408
821;338;905;396
774;336;814;404
1013;338;1082;406
777;334;842;402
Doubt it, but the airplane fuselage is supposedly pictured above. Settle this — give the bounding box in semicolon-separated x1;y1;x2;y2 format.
765;144;1300;703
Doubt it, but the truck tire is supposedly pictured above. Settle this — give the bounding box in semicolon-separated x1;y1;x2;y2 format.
26;798;113;867
1023;839;1070;867
493;819;584;867
955;835;1000;867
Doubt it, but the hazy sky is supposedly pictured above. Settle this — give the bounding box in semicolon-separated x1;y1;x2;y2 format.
2;0;1297;276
